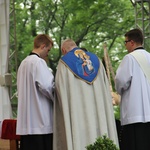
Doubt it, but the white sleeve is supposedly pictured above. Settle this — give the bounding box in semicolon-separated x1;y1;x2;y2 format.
115;55;133;95
35;60;55;101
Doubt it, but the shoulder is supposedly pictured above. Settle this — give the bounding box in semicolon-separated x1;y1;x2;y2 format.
122;53;135;62
22;55;47;69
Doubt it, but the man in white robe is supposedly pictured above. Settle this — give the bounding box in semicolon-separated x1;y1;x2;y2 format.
115;28;150;150
16;34;54;150
53;39;119;150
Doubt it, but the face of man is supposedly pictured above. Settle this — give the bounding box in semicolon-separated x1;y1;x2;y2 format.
40;44;52;59
124;37;133;53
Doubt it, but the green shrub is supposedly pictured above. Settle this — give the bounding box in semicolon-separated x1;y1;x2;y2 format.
86;135;119;150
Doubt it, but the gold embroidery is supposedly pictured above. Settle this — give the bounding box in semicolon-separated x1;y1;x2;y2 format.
74;49;94;71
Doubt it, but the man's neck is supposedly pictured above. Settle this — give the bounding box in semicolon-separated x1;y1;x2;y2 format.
32;49;40;57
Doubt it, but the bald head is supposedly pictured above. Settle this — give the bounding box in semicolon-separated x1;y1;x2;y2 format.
61;39;77;55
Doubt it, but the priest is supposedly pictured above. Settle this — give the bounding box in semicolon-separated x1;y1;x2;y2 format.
53;39;119;150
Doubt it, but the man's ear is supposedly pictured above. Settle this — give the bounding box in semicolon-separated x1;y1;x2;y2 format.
61;48;66;55
131;40;134;45
41;44;46;50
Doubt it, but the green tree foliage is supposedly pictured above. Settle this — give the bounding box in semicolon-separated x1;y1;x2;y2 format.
12;0;135;71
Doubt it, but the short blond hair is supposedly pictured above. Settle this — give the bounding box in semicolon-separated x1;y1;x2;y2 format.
61;39;77;52
34;34;53;48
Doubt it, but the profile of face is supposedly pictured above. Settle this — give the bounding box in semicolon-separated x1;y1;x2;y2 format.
124;37;133;53
40;44;52;59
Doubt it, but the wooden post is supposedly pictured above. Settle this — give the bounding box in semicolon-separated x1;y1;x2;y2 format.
10;139;17;150
103;42;120;105
103;42;113;91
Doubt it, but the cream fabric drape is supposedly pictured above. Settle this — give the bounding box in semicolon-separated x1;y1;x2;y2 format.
0;0;13;121
53;60;119;150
